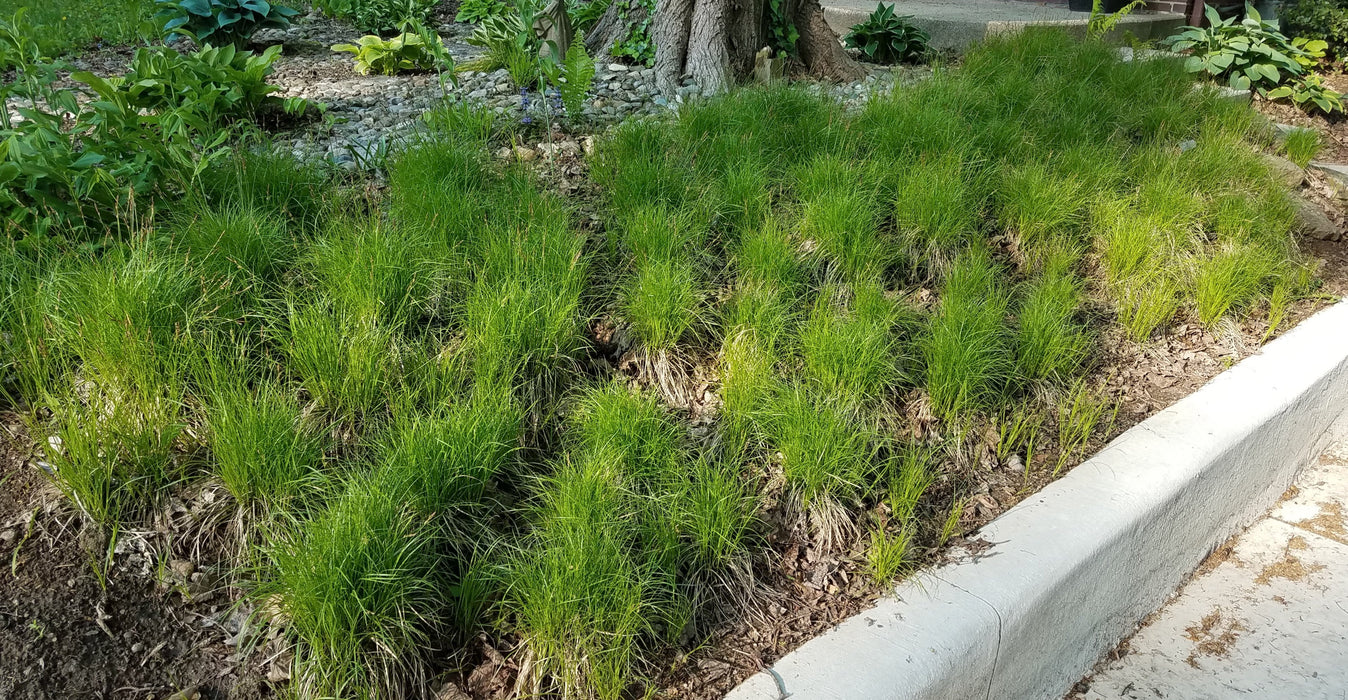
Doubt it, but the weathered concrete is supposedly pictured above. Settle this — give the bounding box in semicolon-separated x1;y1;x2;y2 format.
1079;436;1348;699
820;0;1185;50
725;300;1348;700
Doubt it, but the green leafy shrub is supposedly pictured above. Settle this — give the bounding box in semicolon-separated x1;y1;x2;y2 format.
1163;3;1314;95
455;0;509;23
315;0;438;33
77;43;285;120
567;0;611;30
1280;0;1348;57
844;3;929;64
1;43;285;237
333;27;448;75
766;0;799;56
463;10;539;83
1268;73;1345;114
155;0;298;50
611;0;655;65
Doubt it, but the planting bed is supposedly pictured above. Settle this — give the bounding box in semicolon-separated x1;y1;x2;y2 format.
1255;72;1348;164
4;27;1348;700
13;12;913;170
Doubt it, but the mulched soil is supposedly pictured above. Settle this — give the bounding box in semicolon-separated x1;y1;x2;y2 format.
0;417;272;700
1254;71;1348;163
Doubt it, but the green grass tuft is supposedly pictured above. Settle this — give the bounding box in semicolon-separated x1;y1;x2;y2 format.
1281;127;1322;169
207;378;327;510
799;283;907;407
284;301;399;418
922;250;1012;419
622;258;701;351
268;477;445;699
770;387;878;505
800;189;888;282
1014;269;1089;385
893;152;979;272
1192;243;1281;328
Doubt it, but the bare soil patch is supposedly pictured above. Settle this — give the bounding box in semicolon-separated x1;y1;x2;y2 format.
0;417;270;700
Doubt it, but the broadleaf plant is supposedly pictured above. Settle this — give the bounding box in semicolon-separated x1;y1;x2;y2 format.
1162;3;1315;96
155;0;298;50
333;24;449;76
1267;73;1345;114
455;0;509;23
843;4;929;64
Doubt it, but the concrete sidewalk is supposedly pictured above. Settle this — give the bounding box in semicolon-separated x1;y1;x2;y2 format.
1073;434;1348;700
820;0;1184;49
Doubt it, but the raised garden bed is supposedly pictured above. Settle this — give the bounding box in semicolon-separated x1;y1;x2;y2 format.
3;25;1348;700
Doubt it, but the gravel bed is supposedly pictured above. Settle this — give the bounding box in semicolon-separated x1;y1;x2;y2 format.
4;13;930;169
256;15;927;167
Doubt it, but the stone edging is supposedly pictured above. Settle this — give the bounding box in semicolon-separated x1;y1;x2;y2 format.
726;299;1348;700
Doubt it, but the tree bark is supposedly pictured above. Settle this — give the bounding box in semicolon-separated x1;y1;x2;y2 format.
626;0;864;96
686;0;733;94
793;0;865;81
585;0;648;58
653;0;693;96
726;0;767;74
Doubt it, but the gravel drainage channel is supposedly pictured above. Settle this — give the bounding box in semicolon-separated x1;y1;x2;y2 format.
727;299;1348;700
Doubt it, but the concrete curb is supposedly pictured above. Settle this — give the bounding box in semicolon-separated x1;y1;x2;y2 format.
726;300;1348;700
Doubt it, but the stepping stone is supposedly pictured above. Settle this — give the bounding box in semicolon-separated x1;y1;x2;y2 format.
1310;161;1348;188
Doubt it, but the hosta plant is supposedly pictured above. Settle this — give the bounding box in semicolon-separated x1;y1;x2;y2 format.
1268;74;1345;114
76;43;285;121
333;25;449;75
1162;3;1314;96
455;0;509;23
844;3;929;64
155;0;298;50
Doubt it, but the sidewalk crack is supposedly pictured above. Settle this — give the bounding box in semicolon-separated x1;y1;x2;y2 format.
934;574;1003;700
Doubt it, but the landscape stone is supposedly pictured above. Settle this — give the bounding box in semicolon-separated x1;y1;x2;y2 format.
1295;198;1342;241
1263;153;1307;189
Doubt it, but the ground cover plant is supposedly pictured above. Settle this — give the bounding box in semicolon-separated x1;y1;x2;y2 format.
0;28;1322;700
0;0;153;53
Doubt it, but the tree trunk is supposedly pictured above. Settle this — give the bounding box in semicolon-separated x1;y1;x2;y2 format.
653;0;693;96
686;0;733;94
793;0;865;81
726;0;767;74
651;0;863;96
585;0;648;58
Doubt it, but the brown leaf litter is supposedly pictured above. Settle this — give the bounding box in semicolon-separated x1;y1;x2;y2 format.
1184;607;1247;669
